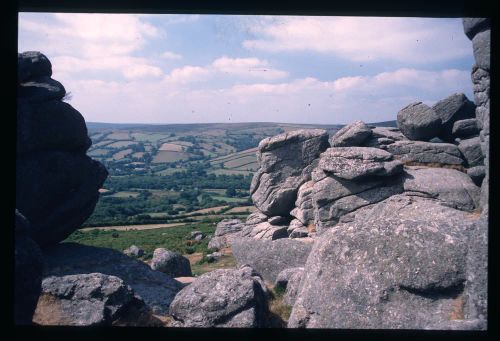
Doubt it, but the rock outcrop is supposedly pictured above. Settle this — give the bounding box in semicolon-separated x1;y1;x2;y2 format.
150;248;192;277
329;120;372;147
169;265;270;327
33;273;160;326
385;140;464;165
17;52;107;248
288;195;478;329
431;93;476;142
208;219;246;250
396;102;442;141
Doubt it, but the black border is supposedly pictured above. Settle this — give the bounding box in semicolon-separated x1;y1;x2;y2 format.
8;0;497;340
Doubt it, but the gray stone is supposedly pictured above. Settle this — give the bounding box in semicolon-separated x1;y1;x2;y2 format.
289;228;309;239
16;151;108;247
42;243;183;315
472;29;490;70
245;211;268;225
18;51;52;82
17;100;91;155
317;147;403;180
33;273;156;326
397;102;442;141
190;231;205;240
425;319;487;330
288;194;478;329
458;137;484;167
208;219;245;250
432;93;475;142
428;137;444;143
463;18;490;40
169;266;270;327
403;167;480;211
386;140;464;165
275;267;304;291
283;269;304;306
150;248;192;278
467;166;486;186
123;245;144;258
232;238;313;282
250;129;329;216
19;76;66;104
206;251;223;261
241;222;288;240
290;180;314;225
464;212;488;326
452;119;479;138
329;120;372;147
15;210;44;325
267;216;290;226
472;66;490;114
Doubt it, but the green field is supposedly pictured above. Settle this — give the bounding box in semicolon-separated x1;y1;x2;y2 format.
112;148;133;160
107;140;138;148
153;151;191;163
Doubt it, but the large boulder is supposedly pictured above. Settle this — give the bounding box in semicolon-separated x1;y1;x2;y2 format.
18;51;52;82
275;267;304;291
240;221;288;240
317;147;403;180
123;245;144;258
472;29;490;70
452;119;479;138
250;129;329;216
42;243;183;315
18;76;66;104
290;180;314;225
17;100;91;155
33;273;159;326
14;210;44;325
471;66;490;128
288;194;478;329
432;93;476;141
329;120;372;147
385;140;464;165
150;248;192;278
169;265;270;327
363;126;407;148
283;269;304;306
232;238;313;283
16;152;108;247
463;18;490;40
208;219;246;250
403;167;480;211
467;166;486;186
458;137;484;167
396;102;442;141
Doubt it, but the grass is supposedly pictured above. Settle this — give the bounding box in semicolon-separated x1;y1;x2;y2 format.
211;196;250;203
65;222;216;260
266;285;293;327
88;148;109;156
109;191;140;198
191;254;238;276
107;140;138;148
112;148;133;160
159;143;185;152
106;132;131;140
152;151;190;163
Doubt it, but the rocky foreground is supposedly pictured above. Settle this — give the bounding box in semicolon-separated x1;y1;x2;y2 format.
15;18;489;329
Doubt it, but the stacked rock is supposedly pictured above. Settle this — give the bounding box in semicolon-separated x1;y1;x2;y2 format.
17;51;108;248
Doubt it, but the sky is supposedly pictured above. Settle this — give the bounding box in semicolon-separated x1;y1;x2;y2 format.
18;13;475;124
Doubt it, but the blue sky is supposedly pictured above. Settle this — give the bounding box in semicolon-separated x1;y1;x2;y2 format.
18;13;475;124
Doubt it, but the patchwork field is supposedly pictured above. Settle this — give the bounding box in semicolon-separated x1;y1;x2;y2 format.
153;151;191;163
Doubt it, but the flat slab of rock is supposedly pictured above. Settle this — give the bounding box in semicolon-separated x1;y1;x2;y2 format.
329;120;372;147
150;248;192;277
42;243;183;315
232;238;313;282
403;167;480;211
33;273;157;326
245;211;268;225
385;140;464;165
288;194;478;329
452;119;479;138
250;129;329;216
208;219;246;250
397;102;442;141
169;266;269;327
432;93;475;141
240;222;288;240
317;147;403;180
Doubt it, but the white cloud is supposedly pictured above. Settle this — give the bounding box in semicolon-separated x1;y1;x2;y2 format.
243;17;471;63
161;51;183;60
163;66;212;84
211;56;288;80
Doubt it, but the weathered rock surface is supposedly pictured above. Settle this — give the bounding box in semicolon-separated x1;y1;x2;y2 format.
467;166;486;186
16;152;108;247
472;29;490;70
33;273;158;326
240;221;288;240
288;195;478;329
403;167;480;211
385;140;464;165
275;267;304;291
287;219;309;239
250;129;329;216
232;238;313;282
123;245;144;258
317;147;403;180
42;243;183;315
458;137;484;167
169;266;270;327
283;268;304;306
150;248;192;278
396;102;442;141
15;210;44;325
463;18;490;40
432;93;476;141
19;76;66;104
329;120;372;147
290;181;314;225
452;119;479;138
208;219;246;250
18;51;52;82
245;211;268;225
17;100;91;155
